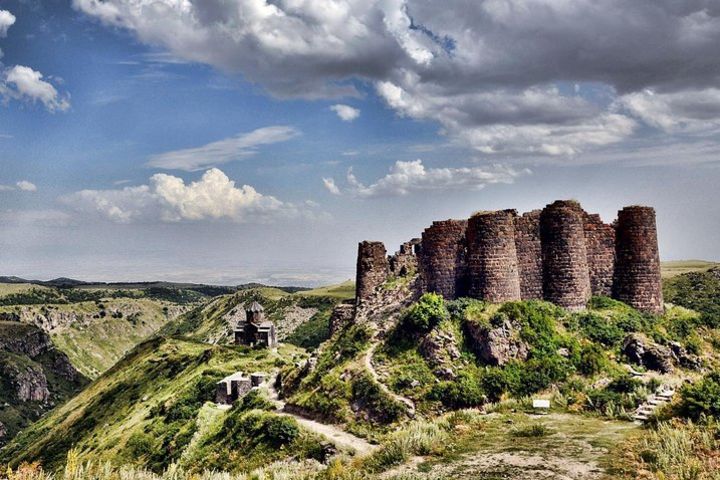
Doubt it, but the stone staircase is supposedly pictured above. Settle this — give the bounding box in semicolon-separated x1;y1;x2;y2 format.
633;385;675;424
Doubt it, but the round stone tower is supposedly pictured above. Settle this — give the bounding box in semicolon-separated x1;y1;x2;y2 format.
420;220;468;299
466;210;522;302
540;200;591;311
613;206;663;314
355;241;389;304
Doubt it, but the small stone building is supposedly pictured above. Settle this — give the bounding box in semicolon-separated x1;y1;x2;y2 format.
216;371;268;405
234;301;277;348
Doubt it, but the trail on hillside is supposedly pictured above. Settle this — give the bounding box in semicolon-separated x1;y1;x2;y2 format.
266;377;377;456
364;341;416;416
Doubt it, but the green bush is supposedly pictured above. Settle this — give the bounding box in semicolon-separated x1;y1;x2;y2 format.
263;416;300;446
576;343;608;376
352;373;405;423
428;370;484;408
577;312;624;346
679;372;720;421
480;368;509;403
402;293;449;333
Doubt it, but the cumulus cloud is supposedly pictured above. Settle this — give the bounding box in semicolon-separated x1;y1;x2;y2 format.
330;104;360;122
146;126;299;171
16;180;37;192
1;66;70;112
73;0;720;156
0;180;38;192
0;10;15;37
325;159;528;198
62;168;306;223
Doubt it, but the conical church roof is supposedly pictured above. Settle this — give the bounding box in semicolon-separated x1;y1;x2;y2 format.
246;301;264;313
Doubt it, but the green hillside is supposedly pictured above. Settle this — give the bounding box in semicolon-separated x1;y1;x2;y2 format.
0;337;311;471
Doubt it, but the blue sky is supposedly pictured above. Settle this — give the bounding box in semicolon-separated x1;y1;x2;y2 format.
1;0;719;285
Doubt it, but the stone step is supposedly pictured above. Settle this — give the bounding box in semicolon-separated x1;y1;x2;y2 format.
634;414;649;421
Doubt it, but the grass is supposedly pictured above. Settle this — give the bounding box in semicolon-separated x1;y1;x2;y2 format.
296;281;355;301
661;260;719;278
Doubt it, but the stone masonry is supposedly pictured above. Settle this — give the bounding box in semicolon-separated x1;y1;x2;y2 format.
419;220;468;299
613;206;664;314
354;200;663;315
356;241;389;305
514;210;543;300
467;210;522;303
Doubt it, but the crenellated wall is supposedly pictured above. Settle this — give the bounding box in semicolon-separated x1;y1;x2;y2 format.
540;200;592;311
466;210;522;303
419;220;468;299
353;200;663;315
613;206;664;314
514;210;543;300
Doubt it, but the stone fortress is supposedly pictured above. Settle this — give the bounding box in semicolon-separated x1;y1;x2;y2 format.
355;200;663;315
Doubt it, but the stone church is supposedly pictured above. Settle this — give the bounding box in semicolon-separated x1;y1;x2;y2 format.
234;301;277;348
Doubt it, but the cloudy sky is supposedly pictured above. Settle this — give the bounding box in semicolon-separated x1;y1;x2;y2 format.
1;0;719;286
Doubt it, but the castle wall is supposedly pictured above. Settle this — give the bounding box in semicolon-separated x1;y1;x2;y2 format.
390;238;420;277
583;213;616;297
420;220;468;299
355;241;389;304
540;200;591;311
514;210;543;300
466;210;522;302
613;206;663;314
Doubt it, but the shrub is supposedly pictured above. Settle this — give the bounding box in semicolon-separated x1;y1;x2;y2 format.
479;368;508;403
577;312;623;346
510;423;552;438
351;373;405;423
402;293;449;333
679;372;720;421
263;416;300;446
428;370;484;408
576;343;608;376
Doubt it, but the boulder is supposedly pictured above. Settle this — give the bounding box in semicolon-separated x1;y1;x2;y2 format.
669;342;703;371
622;333;674;373
465;318;529;366
0;421;6;439
419;328;461;372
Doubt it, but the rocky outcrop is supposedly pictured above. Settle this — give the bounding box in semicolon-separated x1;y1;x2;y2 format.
0;421;6;440
419;328;462;378
622;333;674;373
0;360;50;402
465;319;529;366
669;342;703;371
0;326;53;357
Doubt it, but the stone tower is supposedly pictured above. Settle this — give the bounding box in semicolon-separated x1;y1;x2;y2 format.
613;206;663;314
540;200;592;311
419;220;468;299
246;301;264;324
466;210;522;302
355;241;389;304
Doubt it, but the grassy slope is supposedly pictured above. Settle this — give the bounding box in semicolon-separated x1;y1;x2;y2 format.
0;337;308;471
298;281;355;300
0;298;186;379
661;260;719;278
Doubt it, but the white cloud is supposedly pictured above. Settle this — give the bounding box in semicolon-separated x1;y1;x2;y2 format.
330;104;360;122
0;10;15;37
73;0;720;157
16;180;37;192
322;177;341;195
0;180;38;192
326;159;528;198
62;168;306;224
145;126;300;171
617;88;720;133
1;66;70;112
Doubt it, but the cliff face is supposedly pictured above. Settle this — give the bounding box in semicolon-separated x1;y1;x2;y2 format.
0;321;87;447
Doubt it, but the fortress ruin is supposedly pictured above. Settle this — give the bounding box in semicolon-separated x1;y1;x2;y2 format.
355;200;663;314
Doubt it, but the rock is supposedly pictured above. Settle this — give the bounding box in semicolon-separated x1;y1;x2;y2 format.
409;379;421;388
434;367;456;380
465;318;529;366
329;304;355;335
0;360;50;402
0;421;6;439
669;342;703;371
419;328;462;370
622;333;674;373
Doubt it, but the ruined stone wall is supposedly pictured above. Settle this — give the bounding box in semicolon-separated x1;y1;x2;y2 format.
540;200;591;311
420;220;468;299
583;213;616;297
613;206;663;314
466;210;522;302
355;241;389;304
389;238;420;277
514;210;543;300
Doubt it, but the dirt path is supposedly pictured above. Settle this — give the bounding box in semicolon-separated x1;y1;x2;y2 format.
266;376;377;456
364;341;416;416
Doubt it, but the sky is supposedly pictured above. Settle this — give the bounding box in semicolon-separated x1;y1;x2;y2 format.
0;0;719;286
